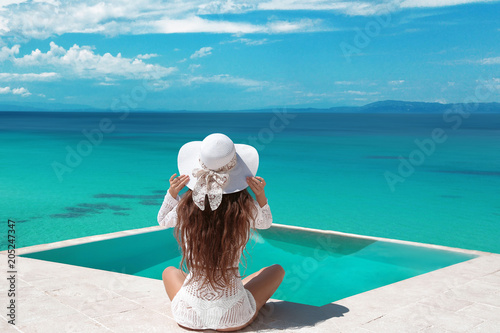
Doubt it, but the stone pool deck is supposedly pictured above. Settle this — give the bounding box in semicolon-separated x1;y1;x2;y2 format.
1;225;500;332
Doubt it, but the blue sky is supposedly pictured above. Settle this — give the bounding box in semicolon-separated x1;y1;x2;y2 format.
0;0;499;111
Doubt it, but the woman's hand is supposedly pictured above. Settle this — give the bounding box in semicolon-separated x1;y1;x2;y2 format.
247;176;268;207
168;173;189;198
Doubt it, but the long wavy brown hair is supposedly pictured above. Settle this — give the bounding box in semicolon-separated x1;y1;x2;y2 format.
175;189;257;289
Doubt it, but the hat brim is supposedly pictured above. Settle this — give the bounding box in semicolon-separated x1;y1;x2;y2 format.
177;141;259;194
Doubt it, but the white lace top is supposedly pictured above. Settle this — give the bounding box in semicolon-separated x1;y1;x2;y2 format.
157;192;273;330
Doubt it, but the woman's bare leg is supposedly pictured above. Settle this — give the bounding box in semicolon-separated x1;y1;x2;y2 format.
216;264;285;332
243;264;285;311
162;266;187;301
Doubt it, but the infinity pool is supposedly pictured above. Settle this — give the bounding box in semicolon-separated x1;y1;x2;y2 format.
21;226;477;306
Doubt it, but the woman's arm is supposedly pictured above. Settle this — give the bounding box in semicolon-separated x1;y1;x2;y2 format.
157;174;189;228
157;192;180;228
247;176;272;229
247;176;268;207
252;200;273;229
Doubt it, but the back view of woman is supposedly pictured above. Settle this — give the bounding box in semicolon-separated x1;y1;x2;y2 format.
158;133;285;331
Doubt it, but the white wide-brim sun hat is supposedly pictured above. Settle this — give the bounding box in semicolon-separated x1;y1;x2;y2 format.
177;133;259;193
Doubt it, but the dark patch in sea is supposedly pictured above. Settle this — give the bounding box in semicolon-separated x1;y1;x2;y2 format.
50;212;86;219
140;200;160;206
151;190;167;194
50;203;130;218
435;170;500;176
113;212;129;216
79;203;130;211
94;193;163;199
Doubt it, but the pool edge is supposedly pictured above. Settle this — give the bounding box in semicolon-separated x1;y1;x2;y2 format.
8;223;491;257
271;223;490;256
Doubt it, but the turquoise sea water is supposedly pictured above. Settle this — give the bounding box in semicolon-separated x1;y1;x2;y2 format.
1;111;500;253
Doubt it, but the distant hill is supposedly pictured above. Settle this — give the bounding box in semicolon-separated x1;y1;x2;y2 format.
1;100;500;113
354;100;500;113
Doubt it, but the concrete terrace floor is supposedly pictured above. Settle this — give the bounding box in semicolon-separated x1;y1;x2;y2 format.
1;226;500;333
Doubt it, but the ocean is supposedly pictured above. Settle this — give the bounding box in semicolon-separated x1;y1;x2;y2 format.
1;110;499;253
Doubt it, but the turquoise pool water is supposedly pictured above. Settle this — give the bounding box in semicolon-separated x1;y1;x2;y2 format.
21;227;477;306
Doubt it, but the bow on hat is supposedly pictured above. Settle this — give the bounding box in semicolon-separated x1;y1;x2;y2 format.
191;154;237;211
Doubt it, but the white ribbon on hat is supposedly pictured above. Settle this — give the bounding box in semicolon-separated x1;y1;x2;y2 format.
191;153;237;211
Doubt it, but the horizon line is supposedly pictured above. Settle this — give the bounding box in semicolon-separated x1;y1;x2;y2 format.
1;99;500;113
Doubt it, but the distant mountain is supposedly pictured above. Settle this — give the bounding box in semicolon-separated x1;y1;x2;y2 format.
1;100;500;113
353;100;500;113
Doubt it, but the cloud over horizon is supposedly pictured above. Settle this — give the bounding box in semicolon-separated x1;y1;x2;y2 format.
6;42;177;81
0;86;31;97
190;47;213;59
2;0;498;41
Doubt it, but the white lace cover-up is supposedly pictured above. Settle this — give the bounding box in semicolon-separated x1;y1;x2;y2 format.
157;192;273;330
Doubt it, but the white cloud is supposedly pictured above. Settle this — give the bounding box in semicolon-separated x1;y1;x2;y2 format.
1;1;333;39
0;44;20;61
188;64;201;72
190;46;213;59
257;0;397;16
197;0;256;14
136;53;158;60
0;16;8;33
266;18;325;33
388;80;405;85
1;0;499;42
10;42;176;80
149;80;170;91
0;72;60;81
478;56;500;65
443;56;500;65
259;0;500;15
0;86;31;96
32;0;60;5
13;87;30;96
154;16;263;34
185;74;266;87
400;0;499;9
0;0;27;9
222;38;275;46
335;81;356;85
169;16;329;34
344;90;367;95
342;90;380;95
478;77;500;91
